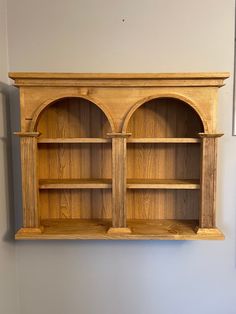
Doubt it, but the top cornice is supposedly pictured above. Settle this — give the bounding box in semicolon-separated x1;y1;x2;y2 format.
9;72;230;87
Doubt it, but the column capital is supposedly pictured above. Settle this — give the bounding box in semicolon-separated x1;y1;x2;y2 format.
198;133;224;138
14;131;41;138
107;132;131;138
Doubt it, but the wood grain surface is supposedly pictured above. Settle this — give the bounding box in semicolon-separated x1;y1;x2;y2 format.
15;219;224;240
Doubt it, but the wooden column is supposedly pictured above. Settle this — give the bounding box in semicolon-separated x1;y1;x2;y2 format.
107;133;131;234
15;132;43;234
197;133;223;232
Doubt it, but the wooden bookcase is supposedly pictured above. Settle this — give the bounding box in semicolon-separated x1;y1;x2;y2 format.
9;72;229;240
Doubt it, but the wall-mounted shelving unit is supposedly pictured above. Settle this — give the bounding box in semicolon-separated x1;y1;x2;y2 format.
10;72;229;240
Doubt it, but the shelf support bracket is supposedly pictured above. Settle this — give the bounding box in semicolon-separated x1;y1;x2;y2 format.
198;133;223;230
107;133;132;234
15;132;43;234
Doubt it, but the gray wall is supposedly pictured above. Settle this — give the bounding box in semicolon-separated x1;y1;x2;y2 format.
4;0;236;313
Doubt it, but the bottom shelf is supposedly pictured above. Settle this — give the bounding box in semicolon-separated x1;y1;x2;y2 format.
15;219;224;240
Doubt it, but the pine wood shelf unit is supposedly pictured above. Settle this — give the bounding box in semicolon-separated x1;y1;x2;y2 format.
10;72;229;240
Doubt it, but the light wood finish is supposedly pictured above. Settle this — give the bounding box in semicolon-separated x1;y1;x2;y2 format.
199;133;224;138
11;72;229;240
126;98;204;137
107;132;132;138
109;133;130;229
36;98;112;220
14;132;41;137
199;134;223;228
37;98;111;138
39;179;112;189
9;72;229;89
126;98;202;221
195;227;223;237
39;190;112;220
127;179;200;189
16;227;44;234
15;219;224;240
20;134;40;228
107;227;132;234
126;190;199;220
9;72;229;133
9;72;230;79
38;138;111;143
127;138;200;143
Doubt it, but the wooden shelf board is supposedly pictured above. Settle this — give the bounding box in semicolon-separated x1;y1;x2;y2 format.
15;219;224;240
38;138;111;143
38;138;200;144
39;179;200;190
127;179;200;189
127;138;201;143
39;179;112;189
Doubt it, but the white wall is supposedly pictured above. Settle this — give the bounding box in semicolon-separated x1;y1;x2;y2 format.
6;0;236;313
0;0;19;313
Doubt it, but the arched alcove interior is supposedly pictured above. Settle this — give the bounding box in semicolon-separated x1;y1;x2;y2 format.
36;97;112;137
126;97;204;221
37;97;112;220
126;97;204;137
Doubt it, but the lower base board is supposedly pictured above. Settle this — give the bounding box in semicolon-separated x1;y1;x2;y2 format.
15;219;224;240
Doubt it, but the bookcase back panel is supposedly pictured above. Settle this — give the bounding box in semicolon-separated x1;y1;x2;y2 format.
38;144;112;179
126;98;204;137
40;190;112;219
127;190;199;220
37;97;112;137
127;144;200;179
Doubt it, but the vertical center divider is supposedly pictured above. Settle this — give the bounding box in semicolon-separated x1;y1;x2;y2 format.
107;132;132;234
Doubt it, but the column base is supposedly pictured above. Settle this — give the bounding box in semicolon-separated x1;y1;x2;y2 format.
17;226;44;235
107;227;132;234
195;227;224;239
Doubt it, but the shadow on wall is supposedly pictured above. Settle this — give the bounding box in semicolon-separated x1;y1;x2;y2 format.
0;82;21;241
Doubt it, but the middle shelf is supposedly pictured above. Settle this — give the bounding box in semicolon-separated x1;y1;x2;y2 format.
37;137;201;144
126;179;200;189
38;178;200;190
39;178;112;189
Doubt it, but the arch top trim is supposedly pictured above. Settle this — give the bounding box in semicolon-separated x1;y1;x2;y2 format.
122;93;208;133
29;95;115;132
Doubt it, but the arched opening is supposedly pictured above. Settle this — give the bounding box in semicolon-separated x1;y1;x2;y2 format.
37;97;112;220
126;97;202;221
126;97;204;137
36;97;112;137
